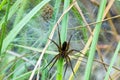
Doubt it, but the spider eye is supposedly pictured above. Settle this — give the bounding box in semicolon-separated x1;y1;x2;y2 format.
62;41;67;51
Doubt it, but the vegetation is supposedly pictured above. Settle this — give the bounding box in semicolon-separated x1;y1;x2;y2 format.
0;0;120;80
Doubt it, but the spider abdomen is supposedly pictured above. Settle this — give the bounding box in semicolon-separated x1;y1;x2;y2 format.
62;41;68;51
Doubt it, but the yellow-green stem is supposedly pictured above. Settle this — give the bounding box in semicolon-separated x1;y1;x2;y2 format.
56;58;64;80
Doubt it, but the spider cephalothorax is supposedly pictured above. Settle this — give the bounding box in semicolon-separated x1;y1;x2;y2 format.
44;26;80;77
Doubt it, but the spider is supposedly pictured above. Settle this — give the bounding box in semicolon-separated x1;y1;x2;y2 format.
44;26;81;77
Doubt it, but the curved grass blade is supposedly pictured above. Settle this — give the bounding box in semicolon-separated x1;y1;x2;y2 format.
1;0;50;54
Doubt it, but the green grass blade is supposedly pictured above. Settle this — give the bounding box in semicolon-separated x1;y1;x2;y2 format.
104;41;120;80
84;0;107;80
56;0;70;80
1;0;50;54
0;0;10;55
0;0;23;29
53;0;61;23
0;0;7;10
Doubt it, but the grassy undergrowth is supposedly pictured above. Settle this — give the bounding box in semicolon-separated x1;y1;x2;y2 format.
0;0;120;80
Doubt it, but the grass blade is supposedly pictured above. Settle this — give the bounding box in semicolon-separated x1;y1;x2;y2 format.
84;0;107;80
0;0;23;29
104;41;120;80
56;0;70;80
1;0;50;54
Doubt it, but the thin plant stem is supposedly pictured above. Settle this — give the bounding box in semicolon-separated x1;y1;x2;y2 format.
84;0;107;80
104;41;120;80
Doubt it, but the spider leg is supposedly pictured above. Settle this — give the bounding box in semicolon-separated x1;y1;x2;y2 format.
67;56;76;76
57;26;62;48
70;54;87;64
48;55;59;72
63;57;68;78
43;54;59;71
48;38;60;49
68;35;73;45
66;50;87;64
66;49;76;55
67;49;84;56
66;35;73;50
69;49;80;52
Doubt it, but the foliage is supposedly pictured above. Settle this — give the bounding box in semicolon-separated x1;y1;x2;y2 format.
0;0;120;80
